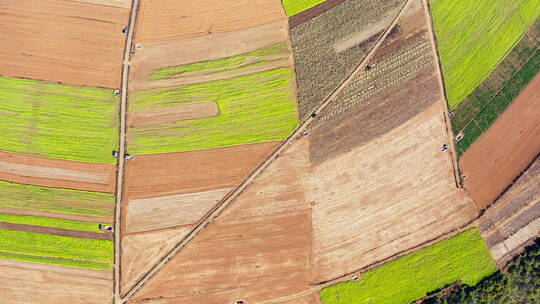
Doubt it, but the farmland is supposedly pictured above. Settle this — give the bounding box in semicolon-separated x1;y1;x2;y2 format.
460;72;540;208
0;228;113;269
282;0;327;16
0;213;107;233
430;0;540;109
0;76;119;163
0;180;114;218
290;0;406;119
128;68;298;154
320;229;497;304
452;20;540;154
0;0;128;88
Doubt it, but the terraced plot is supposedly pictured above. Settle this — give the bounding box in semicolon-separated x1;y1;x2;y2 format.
320;229;496;304
0;76;119;163
451;20;540;154
431;0;540;109
290;0;406;119
127;68;299;154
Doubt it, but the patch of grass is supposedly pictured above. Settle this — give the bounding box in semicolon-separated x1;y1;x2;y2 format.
0;228;113;269
0;180;114;218
431;0;540;109
0;76;119;163
129;68;299;154
456;122;483;156
282;0;327;16
151;43;286;80
320;229;497;304
0;213;108;233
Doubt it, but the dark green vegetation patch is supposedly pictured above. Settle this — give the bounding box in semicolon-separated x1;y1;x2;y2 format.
422;238;540;304
452;20;540;155
290;0;405;120
0;76;119;163
320;229;497;304
0;180;115;218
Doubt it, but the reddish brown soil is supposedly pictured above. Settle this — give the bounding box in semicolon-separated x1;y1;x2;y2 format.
0;206;112;223
129;20;291;92
128;102;219;127
460;73;540;209
0;222;111;240
124;141;281;199
0;151;116;193
0;259;112;304
121;226;192;295
134;0;286;44
0;0;128;88
289;0;348;29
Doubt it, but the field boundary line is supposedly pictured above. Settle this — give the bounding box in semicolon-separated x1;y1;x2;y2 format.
422;0;463;188
114;0;140;302
121;0;417;301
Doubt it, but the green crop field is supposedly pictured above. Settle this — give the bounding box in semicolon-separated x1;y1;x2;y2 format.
151;43;286;80
129;68;299;154
320;229;497;304
0;76;119;163
431;0;540;109
0;228;113;269
0;180;115;218
0;213;107;233
282;0;326;16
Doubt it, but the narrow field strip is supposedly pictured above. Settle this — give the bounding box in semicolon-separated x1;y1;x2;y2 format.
282;0;327;16
431;0;540;109
0;228;113;269
0;213;108;233
320;229;497;304
0;76;119;163
128;68;299;154
0;180;115;218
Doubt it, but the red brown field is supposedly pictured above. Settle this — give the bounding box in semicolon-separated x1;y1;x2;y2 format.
128;102;219;128
0;0;129;88
0;151;116;193
123;141;281;199
121;227;192;295
0;259;112;304
460;73;540;209
134;0;286;44
129;20;291;91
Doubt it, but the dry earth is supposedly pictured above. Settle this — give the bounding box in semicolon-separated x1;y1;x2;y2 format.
0;259;112;304
0;0;128;88
0;151;116;193
0;222;111;240
128;102;219;128
460;72;540;209
0;207;112;223
134;0;286;44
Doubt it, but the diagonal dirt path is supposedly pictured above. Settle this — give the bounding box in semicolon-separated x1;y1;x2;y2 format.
120;0;419;301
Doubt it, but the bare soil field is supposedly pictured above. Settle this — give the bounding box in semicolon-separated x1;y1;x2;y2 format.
125;188;231;233
0;151;116;193
124;141;280;199
128;102;219;127
121;226;192;295
290;0;406;119
0;222;111;240
0;207;112;223
129;20;291;91
0;259;112;304
69;0;130;8
134;0;286;44
460;73;540;209
0;0;128;88
289;0;347;29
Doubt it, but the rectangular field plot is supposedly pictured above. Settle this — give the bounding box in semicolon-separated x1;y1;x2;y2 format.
0;213;107;233
431;0;540;109
0;180;114;219
282;0;327;16
128;68;299;154
320;229;497;304
0;76;119;163
0;228;113;269
0;0;128;88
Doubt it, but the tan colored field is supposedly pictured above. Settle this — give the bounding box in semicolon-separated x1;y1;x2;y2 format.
0;207;112;223
124;141;280;199
128;102;219;128
134;0;286;44
0;259;112;304
460;73;540;209
125;188;231;233
0;151;116;193
0;0;128;88
69;0;130;8
121;227;192;295
129;20;291;91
